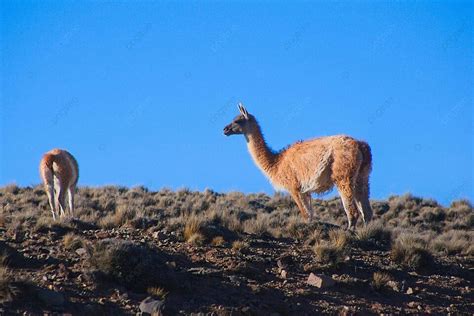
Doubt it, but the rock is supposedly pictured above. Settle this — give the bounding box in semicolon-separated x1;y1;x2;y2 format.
241;306;251;313
307;273;335;289
36;288;65;307
249;284;261;294
387;280;400;292
139;297;165;315
406;287;414;295
280;270;288;279
75;248;87;256
166;261;176;269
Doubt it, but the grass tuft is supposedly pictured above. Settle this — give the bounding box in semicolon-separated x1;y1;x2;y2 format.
313;229;349;267
0;266;19;303
88;239;174;292
232;240;249;253
371;271;392;291
391;234;434;272
147;286;169;300
355;222;392;249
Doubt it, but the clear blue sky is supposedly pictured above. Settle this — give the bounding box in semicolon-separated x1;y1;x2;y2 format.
1;1;472;205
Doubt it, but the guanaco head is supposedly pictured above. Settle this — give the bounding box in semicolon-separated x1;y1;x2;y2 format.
223;103;256;136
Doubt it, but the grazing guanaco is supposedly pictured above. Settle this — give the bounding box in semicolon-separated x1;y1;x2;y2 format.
39;149;79;220
224;103;373;229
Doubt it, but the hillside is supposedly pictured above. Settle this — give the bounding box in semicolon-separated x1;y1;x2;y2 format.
0;185;472;315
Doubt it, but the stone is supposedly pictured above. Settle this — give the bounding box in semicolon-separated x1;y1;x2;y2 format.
280;270;287;279
387;280;400;292
406;287;414;295
75;248;87;256
139;297;164;316
307;273;335;289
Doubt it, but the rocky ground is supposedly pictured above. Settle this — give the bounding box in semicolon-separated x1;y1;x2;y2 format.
0;185;472;315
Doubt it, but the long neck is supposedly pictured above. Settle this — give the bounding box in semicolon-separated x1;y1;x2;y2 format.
245;123;279;177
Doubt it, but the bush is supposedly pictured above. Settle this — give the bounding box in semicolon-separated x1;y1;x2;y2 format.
430;230;473;256
313;229;349;267
88;239;174;292
0;266;19;303
391;235;434;272
355;222;392;249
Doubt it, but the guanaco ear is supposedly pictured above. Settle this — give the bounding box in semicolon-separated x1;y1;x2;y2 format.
238;102;249;120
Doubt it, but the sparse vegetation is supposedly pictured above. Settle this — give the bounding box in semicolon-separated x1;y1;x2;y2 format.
0;185;472;314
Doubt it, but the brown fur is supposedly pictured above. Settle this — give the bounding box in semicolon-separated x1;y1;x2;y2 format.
224;104;373;229
39;149;79;220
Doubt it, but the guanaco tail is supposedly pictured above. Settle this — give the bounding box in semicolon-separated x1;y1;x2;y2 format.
224;103;373;230
39;149;79;220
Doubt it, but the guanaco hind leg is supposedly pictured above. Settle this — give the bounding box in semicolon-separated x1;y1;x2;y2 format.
67;186;75;217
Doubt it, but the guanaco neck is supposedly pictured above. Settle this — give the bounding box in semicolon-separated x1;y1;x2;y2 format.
245;122;279;178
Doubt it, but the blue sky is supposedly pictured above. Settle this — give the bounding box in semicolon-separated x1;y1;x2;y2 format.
1;1;472;205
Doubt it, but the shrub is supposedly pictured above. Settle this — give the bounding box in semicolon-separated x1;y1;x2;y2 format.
88;240;174;292
355;222;392;249
421;207;446;223
0;266;19;303
430;230;473;256
313;229;349;267
391;235;434;271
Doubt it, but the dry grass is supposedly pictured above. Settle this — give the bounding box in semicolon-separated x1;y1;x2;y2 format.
313;229;349;267
0;185;472;269
391;234;435;272
371;271;392;291
183;215;205;245
147;286;169;300
355;221;392;249
232;240;250;252
63;233;85;251
430;230;473;256
88;240;174;292
183;215;203;240
98;205;136;229
211;236;225;247
0;266;19;303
